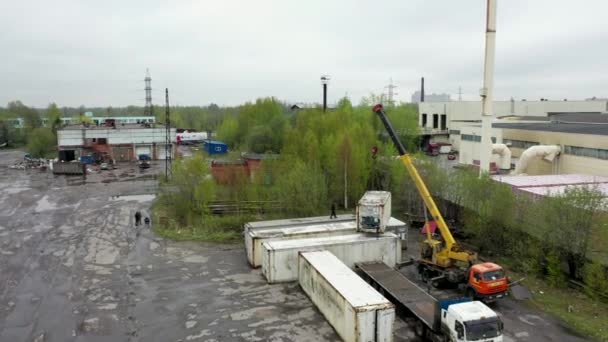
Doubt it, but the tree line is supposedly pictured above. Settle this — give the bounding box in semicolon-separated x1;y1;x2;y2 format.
154;96;420;239
413;161;608;299
0;101;61;157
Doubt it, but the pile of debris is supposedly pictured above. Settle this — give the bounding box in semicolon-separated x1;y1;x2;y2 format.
9;155;49;171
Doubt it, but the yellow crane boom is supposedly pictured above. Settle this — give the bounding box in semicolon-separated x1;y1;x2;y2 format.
372;104;474;268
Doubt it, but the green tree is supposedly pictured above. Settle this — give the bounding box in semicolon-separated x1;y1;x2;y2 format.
546;249;566;287
216;115;239;147
0;120;11;144
46;103;62;133
582;261;608;299
247;125;274;153
27;128;56;157
276;157;328;216
159;153;216;226
8;101;41;129
530;187;604;279
336;96;353;112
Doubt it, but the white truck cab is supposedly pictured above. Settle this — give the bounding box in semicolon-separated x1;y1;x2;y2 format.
441;301;503;342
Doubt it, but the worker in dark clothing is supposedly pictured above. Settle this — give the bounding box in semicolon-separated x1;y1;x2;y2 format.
330;203;337;219
135;211;142;226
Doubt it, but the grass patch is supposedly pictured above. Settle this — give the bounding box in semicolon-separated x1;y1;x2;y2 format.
154;225;241;243
152;203;252;243
506;269;608;341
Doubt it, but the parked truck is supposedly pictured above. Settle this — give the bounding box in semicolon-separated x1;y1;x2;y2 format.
356;262;504;342
138;154;151;169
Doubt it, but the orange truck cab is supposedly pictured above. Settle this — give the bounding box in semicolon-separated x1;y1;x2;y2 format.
466;262;508;302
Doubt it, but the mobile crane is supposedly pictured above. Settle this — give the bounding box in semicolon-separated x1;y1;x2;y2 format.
372;104;508;301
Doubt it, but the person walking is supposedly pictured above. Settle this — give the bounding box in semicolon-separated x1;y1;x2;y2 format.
135;211;142;226
330;203;337;219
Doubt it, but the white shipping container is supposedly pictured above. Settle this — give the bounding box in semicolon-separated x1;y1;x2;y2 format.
246;221;357;268
357;191;392;233
262;233;401;283
244;214;355;231
299;251;395;342
246;217;407;268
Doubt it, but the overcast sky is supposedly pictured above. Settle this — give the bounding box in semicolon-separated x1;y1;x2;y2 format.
1;0;607;108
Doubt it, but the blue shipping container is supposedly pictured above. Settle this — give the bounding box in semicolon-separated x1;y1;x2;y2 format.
80;155;94;165
203;140;228;155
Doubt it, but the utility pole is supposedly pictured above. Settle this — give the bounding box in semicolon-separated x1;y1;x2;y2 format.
321;75;330;112
458;86;463;101
479;0;497;175
384;78;398;106
165;88;172;180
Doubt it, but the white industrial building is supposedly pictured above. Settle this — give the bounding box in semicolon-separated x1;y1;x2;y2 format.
418;100;608;177
57;124;176;162
419;99;608;148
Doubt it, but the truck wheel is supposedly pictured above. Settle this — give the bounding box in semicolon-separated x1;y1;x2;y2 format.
421;269;429;283
413;321;425;337
465;287;476;299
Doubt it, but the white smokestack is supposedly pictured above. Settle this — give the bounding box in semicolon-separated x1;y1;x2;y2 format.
479;0;497;175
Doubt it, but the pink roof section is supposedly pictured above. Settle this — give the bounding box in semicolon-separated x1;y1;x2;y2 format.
492;174;608;198
519;183;608;196
492;174;608;188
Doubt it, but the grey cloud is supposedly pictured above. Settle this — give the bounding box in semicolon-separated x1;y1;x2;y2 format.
0;0;607;107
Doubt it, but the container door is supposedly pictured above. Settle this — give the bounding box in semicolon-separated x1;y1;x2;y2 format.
135;145;152;157
356;311;376;342
156;144;172;160
376;308;395;342
113;147;130;162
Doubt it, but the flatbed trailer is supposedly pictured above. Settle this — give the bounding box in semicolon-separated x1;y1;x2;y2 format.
356;262;438;332
355;261;504;342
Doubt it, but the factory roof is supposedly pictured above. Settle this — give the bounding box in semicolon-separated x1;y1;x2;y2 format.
493;174;608;205
548;112;608;123
493;122;608;136
59;124;165;130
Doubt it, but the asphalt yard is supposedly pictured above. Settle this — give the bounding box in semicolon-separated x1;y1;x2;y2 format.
0;149;592;341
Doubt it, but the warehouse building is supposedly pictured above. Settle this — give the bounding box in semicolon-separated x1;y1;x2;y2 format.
456;117;608;177
418;99;608;150
57;124;176;162
416;99;608;176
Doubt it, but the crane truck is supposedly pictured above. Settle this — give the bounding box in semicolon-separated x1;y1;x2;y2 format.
372;104;508;302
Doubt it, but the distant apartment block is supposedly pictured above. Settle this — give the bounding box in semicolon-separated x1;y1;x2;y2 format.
411;91;451;103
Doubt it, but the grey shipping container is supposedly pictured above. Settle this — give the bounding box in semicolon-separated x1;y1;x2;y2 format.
51;161;85;175
262;233;401;283
299;251;395;342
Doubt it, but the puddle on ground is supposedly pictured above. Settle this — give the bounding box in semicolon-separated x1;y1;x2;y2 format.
35;195;57;212
109;194;156;202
